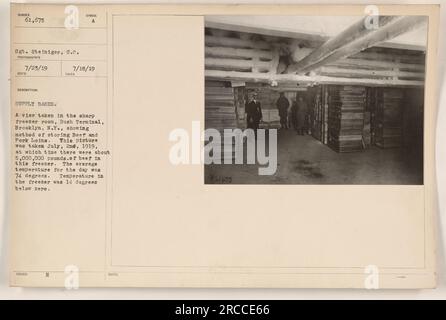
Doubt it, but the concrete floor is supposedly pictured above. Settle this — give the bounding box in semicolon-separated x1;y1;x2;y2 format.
204;129;423;185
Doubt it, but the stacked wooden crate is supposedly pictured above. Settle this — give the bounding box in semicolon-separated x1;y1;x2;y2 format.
310;86;323;141
327;85;366;153
205;81;238;161
233;86;246;128
366;87;377;146
322;86;329;144
374;88;404;148
205;81;237;132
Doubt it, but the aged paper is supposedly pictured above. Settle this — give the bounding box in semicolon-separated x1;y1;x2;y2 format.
10;3;439;288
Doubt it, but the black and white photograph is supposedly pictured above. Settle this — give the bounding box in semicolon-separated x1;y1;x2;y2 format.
204;15;427;185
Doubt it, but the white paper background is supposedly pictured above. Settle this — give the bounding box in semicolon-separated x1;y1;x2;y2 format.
0;0;445;299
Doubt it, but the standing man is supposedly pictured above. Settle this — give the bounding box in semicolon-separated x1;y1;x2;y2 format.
296;95;308;135
276;92;290;129
245;92;262;135
291;97;298;131
287;100;293;129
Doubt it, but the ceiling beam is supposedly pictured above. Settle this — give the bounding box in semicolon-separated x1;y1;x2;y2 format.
205;70;425;87
285;15;427;74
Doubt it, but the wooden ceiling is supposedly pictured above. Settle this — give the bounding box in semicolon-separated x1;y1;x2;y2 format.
204;16;427;87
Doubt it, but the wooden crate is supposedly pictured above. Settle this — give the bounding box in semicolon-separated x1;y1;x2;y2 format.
327;85;366;152
374;88;404;148
205;81;238;132
205;81;238;161
309;86;323;141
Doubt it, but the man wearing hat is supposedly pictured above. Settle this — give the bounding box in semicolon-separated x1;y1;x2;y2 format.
245;92;262;134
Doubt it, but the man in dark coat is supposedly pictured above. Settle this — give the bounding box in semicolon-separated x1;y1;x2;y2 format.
276;92;290;129
245;93;262;134
291;98;298;131
295;95;308;135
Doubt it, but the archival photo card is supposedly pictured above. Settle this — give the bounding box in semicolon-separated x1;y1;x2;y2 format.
9;4;438;289
204;15;427;185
